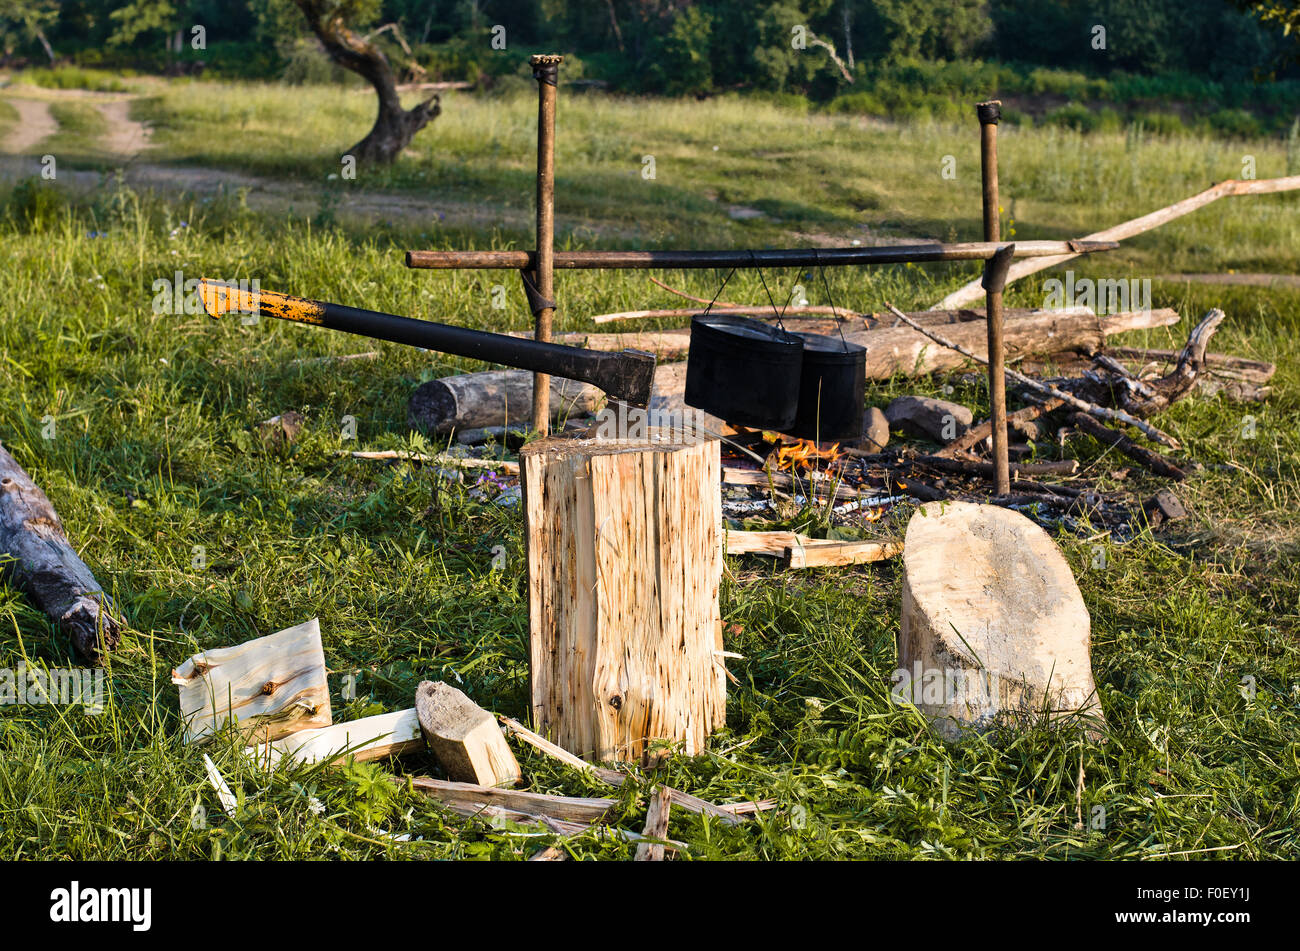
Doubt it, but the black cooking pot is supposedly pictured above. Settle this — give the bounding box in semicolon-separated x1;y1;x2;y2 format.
685;313;803;430
786;332;866;442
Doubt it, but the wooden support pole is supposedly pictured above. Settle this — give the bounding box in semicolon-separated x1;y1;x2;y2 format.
521;432;725;763
530;54;562;436
977;100;1011;496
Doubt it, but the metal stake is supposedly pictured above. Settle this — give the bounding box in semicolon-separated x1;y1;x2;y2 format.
977;99;1010;496
530;54;562;435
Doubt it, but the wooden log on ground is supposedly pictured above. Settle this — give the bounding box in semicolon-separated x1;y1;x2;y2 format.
408;369;604;434
172;617;332;744
0;444;124;662
845;308;1179;380
898;501;1105;739
521;434;725;763
1067;412;1189;481
415;680;521;787
250;709;423;767
635;786;673;861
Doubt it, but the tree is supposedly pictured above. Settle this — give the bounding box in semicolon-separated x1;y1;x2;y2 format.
290;0;440;164
0;0;59;64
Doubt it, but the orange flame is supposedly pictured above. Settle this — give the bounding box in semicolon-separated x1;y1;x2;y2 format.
774;438;842;471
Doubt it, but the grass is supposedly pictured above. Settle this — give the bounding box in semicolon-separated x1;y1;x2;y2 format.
0;86;1298;860
122;81;1300;276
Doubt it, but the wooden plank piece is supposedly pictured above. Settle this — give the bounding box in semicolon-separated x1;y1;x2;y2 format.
172;618;332;745
251;708;422;767
635;786;673;861
410;775;616;824
415;681;521;787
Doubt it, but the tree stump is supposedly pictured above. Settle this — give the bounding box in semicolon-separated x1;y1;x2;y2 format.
520;432;724;763
898;501;1105;740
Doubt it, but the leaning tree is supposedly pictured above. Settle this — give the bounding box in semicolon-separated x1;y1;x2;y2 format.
291;0;440;164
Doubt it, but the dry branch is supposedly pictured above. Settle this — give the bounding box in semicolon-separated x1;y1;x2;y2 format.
0;444;123;661
1068;412;1189;481
882;302;1180;448
934;176;1300;309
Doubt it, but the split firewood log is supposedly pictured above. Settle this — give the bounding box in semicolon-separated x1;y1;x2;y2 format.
0;444;123;662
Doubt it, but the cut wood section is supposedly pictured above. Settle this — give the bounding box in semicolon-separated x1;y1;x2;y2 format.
522;433;725;763
783;538;904;569
251;709;422;767
409;776;616;824
725;529;903;568
0;443;124;662
934;175;1300;309
635;786;673;861
899;502;1105;739
408;368;603;434
415;681;520;787
172;618;332;744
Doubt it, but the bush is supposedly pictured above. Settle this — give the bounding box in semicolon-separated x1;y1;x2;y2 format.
1043;102;1098;132
1133;111;1187;137
14;67;127;93
4;178;68;231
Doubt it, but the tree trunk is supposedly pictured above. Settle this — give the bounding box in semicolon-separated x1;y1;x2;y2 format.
292;1;440;164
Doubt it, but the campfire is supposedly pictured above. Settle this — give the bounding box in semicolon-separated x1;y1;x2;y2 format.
770;437;843;471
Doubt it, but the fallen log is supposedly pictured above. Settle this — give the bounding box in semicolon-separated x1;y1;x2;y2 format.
848;307;1180;382
408;369;603;434
1067;412;1189;481
1103;347;1275;383
0;444;124;661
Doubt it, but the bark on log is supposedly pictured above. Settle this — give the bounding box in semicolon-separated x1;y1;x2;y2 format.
844;308;1180;379
408;369;604;434
521;434;724;763
0;444;122;662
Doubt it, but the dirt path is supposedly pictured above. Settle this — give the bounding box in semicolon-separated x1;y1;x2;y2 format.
1156;273;1300;290
0;98;57;154
95;98;151;156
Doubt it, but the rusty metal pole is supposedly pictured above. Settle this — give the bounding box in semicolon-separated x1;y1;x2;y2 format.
530;54;562;436
977;99;1010;496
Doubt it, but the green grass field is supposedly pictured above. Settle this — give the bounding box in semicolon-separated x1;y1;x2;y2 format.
0;81;1297;859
